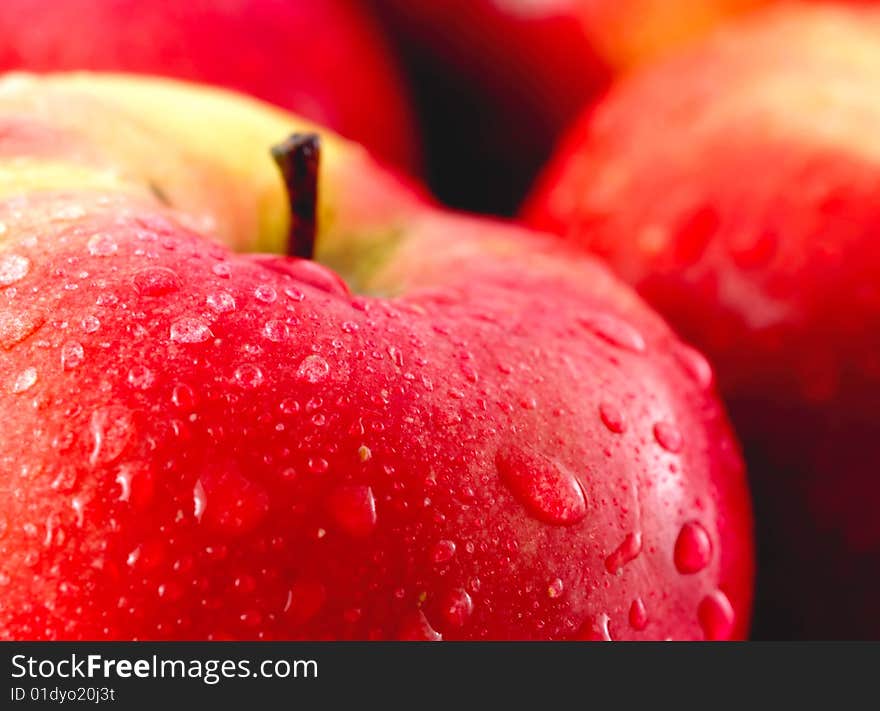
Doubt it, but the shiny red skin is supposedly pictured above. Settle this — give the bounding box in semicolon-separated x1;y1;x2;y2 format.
0;0;419;173
0;190;751;640
524;4;880;637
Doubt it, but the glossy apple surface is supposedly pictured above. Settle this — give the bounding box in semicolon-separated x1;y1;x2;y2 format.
0;0;419;173
525;3;880;638
0;73;752;640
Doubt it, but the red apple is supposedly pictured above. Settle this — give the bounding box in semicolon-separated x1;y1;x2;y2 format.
524;2;880;638
370;0;766;214
0;73;752;640
0;0;419;173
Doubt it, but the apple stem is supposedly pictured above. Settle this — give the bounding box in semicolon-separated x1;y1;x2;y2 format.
271;133;320;260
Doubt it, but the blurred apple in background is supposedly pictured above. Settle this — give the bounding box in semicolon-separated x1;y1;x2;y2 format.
525;2;880;638
0;0;420;174
371;0;767;215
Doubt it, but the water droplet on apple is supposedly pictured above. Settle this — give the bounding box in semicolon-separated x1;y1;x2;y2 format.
206;291;236;313
599;401;626;434
629;598;648;631
580;313;646;353
284;580;327;626
61;341;85;369
441;589;474;628
674;521;712;574
11;366;37;394
604;531;643;574
0;253;30;286
212;262;231;279
653;421;682;453
263;320;289;342
279;398;300;415
430;539;456;564
88;406;134;466
81;315;100;333
198;469;269;535
308;457;328;474
193;479;207;522
495;448;587;525
698;590;734;640
327;485;377;537
234;364;264;389
87;233;118;257
296;355;329;383
170;317;212;344
133;267;181;296
0;309;44;349
254;285;277;304
675;342;713;389
127;364;155;390
398;610;442;641
115;467;132;502
172;383;197;410
547;578;565;598
577;613;612;641
71;496;85;527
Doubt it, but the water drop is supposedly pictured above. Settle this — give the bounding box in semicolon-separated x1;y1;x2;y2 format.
495;448;587;525
580;313;646;353
87;233;118;257
441;589;474;628
11;366;37;394
296;355;330;383
193;479;207;522
0;253;30;286
212;262;231;279
430;539;456;564
284;580;327;626
81;315;100;333
88;406;134;466
172;383;197;410
398;610;442;641
327;485;377;537
698;590;734;641
605;531;643;574
133;267;181;296
61;341;85;370
199;469;269;535
170;317;212;344
653;421;683;453
629;598;648;631
577;613;612;641
115;468;132;502
279;398;300;415
127;364;155;390
599;402;626;434
206;291;236;313
547;578;564;598
675;343;713;389
263;320;289;342
308;457;328;474
234;364;264;389
254;285;277;304
0;309;44;349
674;521;712;574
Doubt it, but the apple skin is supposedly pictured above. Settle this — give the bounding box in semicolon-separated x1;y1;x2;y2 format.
0;73;752;640
0;0;419;173
370;0;765;214
524;3;880;638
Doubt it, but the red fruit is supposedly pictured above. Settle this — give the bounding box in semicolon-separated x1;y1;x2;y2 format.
0;0;419;173
0;73;752;640
371;0;765;213
525;3;880;637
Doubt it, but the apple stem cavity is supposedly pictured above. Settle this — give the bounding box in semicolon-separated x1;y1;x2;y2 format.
271;133;320;260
